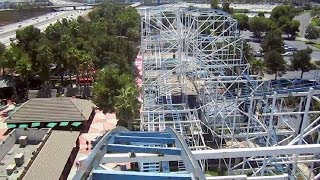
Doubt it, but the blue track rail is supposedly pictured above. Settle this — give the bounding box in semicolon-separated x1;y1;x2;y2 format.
73;127;206;180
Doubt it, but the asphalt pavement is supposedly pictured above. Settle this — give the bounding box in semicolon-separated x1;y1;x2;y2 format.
294;11;311;38
0;10;91;46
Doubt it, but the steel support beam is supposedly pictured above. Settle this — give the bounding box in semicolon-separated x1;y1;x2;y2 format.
95;144;320;164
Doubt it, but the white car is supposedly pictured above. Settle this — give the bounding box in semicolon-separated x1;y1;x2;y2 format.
281;52;293;56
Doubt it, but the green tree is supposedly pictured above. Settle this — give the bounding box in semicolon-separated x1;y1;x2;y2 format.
211;0;219;9
291;48;313;78
114;84;140;127
15;51;32;91
281;19;300;38
16;25;42;62
92;65;139;128
244;42;265;76
243;41;252;59
116;7;140;37
1;46;22;100
93;66;135;112
305;25;320;40
222;2;232;14
36;44;54;82
249;16;275;38
248;56;265;76
261;29;284;53
232;14;249;31
270;5;301;38
258;12;265;17
271;5;295;22
264;50;286;80
64;47;92;84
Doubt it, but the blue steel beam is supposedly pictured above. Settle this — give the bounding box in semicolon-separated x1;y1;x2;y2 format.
107;144;181;155
113;135;176;144
92;170;192;180
118;132;172;138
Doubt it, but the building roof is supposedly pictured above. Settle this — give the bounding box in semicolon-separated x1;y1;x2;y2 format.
0;128;50;179
5;98;96;123
23;131;80;180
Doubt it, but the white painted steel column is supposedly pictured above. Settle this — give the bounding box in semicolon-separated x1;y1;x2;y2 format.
260;91;277;176
289;88;313;179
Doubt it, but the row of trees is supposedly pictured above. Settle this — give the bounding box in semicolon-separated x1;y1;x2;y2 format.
232;5;301;39
0;2;141;127
227;5;314;79
209;2;313;79
209;2;316;79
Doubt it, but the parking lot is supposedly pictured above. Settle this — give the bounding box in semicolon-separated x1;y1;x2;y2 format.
242;31;320;62
241;30;320;80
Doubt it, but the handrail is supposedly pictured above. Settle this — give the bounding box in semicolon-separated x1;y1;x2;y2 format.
165;127;206;180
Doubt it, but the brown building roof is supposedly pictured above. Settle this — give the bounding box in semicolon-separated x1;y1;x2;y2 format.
23;131;80;180
5;98;96;123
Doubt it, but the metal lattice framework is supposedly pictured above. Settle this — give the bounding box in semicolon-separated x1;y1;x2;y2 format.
139;5;320;179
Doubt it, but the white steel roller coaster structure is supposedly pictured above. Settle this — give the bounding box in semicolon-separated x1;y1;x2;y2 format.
139;4;320;179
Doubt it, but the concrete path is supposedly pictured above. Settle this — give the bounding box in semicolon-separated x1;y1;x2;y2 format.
294;11;311;38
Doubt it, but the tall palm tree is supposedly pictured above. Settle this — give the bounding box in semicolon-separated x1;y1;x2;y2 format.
114;85;140;128
250;58;265;77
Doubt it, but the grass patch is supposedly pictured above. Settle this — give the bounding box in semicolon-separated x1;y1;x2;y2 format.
205;168;227;177
305;41;315;44
0;7;53;25
305;40;320;49
311;17;320;27
312;43;320;49
205;170;219;176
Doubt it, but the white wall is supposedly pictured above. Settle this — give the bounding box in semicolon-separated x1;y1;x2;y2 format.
14;128;50;144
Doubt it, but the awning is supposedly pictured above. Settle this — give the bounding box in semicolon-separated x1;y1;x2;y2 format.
19;124;28;128
59;122;69;127
31;122;40;128
7;124;16;129
71;122;82;127
47;122;57;128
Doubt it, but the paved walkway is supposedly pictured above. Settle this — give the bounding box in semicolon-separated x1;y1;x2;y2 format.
294;11;311;39
67;110;118;179
0;105;11;140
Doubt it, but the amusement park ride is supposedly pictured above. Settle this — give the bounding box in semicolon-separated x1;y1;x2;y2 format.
74;4;320;180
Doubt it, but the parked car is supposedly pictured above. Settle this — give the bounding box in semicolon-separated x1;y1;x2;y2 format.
283;44;297;52
281;52;293;56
